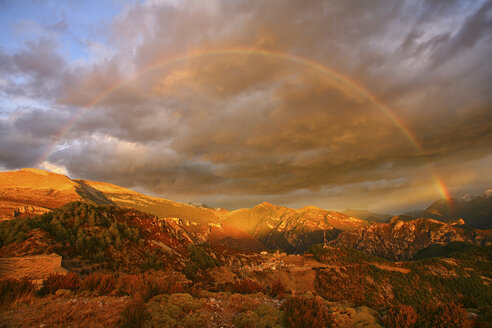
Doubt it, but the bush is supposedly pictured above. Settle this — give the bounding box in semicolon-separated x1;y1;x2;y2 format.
42;272;80;294
120;295;148;328
233;279;263;294
0;278;35;306
383;304;417;328
145;293;208;328
270;279;286;297
282;295;332;328
235;310;260;328
116;274;182;301
183;245;218;280
418;303;472;328
228;293;260;312
188;245;217;269
80;273;117;295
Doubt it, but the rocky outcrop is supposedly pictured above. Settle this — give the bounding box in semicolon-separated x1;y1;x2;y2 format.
329;218;490;260
224;202;368;253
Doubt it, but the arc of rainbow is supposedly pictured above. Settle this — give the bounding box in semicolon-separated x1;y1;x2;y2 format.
36;46;452;204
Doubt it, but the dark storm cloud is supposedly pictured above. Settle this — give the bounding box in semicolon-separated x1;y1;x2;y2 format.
1;0;491;211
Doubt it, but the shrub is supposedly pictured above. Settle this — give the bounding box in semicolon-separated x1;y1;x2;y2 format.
228;293;260;312
282;295;333;328
418;303;472;328
42;272;80;294
270;279;286;297
233;279;263;294
255;304;285;328
187;245;217;269
120;295;148;328
116;274;182;301
145;293;208;328
80;273;117;295
383;304;417;328
0;278;35;306
235;310;260;328
233;303;285;328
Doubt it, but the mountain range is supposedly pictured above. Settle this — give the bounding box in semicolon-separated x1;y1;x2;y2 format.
0;168;490;259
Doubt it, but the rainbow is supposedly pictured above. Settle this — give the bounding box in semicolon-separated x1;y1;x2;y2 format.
36;46;452;203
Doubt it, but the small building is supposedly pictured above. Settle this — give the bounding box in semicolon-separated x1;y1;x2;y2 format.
281;255;305;266
0;253;67;285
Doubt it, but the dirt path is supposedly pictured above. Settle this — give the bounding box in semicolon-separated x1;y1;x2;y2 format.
371;263;410;274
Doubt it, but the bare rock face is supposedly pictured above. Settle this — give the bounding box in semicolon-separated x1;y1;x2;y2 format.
223;202;369;253
329;218;490;260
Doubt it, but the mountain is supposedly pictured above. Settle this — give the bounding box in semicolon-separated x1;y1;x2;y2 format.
224;202;368;252
0;169;221;225
342;209;392;223
329;217;491;260
0;168;113;220
0;169;369;253
406;190;492;228
2;168;489;257
81;180;222;225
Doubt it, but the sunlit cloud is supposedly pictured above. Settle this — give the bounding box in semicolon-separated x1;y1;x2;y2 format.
0;0;491;212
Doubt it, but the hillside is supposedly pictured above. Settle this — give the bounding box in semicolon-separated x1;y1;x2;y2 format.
0;169;221;225
0;169;113;220
224;202;368;252
80;180;222;225
329;217;491;260
406;190;492;228
342;209;392;223
0;169;370;253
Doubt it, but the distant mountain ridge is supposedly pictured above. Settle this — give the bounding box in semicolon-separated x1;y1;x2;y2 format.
224;202;368;252
329;218;490;260
342;209;392;223
405;190;492;228
0;168;368;252
1;168;490;258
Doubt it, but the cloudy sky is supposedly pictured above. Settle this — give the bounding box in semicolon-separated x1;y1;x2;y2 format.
1;0;491;213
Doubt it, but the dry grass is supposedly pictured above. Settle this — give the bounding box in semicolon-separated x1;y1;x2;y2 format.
0;296;129;328
0;278;35;307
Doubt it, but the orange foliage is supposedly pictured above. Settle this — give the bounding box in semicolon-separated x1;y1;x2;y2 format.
80;273;117;295
384;304;417;328
419;303;472;328
282;295;333;328
42;272;80;294
120;295;148;328
0;277;35;306
232;279;263;294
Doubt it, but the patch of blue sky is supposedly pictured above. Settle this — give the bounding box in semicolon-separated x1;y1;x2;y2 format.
0;0;141;62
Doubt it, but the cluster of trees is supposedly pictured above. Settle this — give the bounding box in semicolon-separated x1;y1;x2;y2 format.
384;303;472;328
183;244;218;280
0;202;163;270
307;244;385;264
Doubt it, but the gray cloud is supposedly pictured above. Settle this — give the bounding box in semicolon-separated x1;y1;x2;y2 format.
1;0;491;212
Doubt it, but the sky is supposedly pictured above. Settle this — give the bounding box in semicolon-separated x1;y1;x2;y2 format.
0;0;491;213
